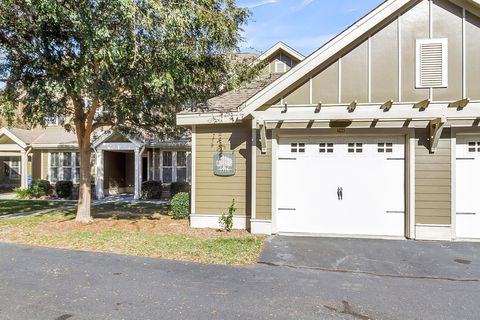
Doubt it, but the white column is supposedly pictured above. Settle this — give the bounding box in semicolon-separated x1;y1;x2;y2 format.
134;147;145;200
95;149;105;199
20;150;28;189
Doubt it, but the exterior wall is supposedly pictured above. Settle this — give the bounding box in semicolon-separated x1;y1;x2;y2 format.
269;0;478;107
255;131;272;220
195;125;250;217
415;128;452;225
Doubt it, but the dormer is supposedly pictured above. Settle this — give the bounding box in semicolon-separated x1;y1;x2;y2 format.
257;42;305;75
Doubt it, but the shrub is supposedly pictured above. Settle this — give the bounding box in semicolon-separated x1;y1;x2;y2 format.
170;181;191;196
14;188;30;199
141;180;163;199
28;179;53;198
171;192;190;219
56;180;73;199
219;199;236;231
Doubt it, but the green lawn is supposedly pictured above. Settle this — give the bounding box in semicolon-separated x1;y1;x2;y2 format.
0;203;264;265
0;199;75;216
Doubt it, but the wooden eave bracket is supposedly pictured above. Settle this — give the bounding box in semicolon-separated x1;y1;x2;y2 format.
259;121;267;154
448;98;470;109
347;100;357;113
314;102;322;113
380;100;394;112
428;117;447;153
281;102;288;114
414;99;431;110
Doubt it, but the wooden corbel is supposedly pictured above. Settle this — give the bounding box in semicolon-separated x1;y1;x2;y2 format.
347;100;357;113
428;117;447;153
259;121;267;154
448;98;470;109
314;102;322;113
281;102;288;114
380;100;394;112
414;99;431;110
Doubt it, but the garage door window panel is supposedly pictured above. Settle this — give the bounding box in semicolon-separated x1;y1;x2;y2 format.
319;143;334;154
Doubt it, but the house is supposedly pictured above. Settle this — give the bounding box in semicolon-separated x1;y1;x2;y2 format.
0;123;191;199
177;0;480;241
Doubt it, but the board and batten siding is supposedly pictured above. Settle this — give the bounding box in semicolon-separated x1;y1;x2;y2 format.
264;0;478;107
195;125;250;216
255;131;272;220
415;128;452;225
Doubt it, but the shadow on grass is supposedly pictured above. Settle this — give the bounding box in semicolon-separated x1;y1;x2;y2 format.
92;202;171;221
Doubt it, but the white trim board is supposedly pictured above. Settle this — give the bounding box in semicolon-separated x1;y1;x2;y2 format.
190;214;248;230
250;219;272;235
415;224;452;241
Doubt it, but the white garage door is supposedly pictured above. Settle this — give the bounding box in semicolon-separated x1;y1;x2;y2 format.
456;136;480;239
276;136;405;237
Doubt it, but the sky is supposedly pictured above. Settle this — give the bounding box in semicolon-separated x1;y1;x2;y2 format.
237;0;384;56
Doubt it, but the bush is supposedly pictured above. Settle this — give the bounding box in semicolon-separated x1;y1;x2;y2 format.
14;188;30;199
141;180;163;199
219;199;236;231
171;192;190;219
170;182;191;196
28;179;53;198
56;180;73;199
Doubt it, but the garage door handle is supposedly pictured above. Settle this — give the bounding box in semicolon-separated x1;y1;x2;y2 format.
278;208;296;211
337;187;343;200
456;158;475;160
457;212;476;215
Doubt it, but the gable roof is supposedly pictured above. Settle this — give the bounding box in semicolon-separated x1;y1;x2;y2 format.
177;0;480;126
255;41;305;63
0;127;79;148
239;0;480;117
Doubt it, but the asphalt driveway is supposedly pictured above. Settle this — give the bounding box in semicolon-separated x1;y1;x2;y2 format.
0;237;479;320
260;236;480;281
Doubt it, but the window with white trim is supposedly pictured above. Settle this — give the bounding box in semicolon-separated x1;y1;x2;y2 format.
4;160;20;180
162;151;173;184
319;143;334;153
49;152;80;183
416;38;448;88
176;151;187;182
348;143;363;153
378;143;393;153
468;142;480;153
291;143;305;153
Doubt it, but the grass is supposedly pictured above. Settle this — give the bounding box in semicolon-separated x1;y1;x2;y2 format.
0;199;75;216
0;203;265;265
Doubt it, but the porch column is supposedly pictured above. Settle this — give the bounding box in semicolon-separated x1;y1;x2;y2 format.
20;150;28;189
134;147;145;200
95;149;105;199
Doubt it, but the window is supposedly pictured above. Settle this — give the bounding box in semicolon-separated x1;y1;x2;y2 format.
348;143;363;153
291;143;305;153
162;151;173;184
416;38;448;88
176;151;187;182
49;152;80;183
378;143;393;153
4;160;20;180
468;142;480;153
319;143;334;153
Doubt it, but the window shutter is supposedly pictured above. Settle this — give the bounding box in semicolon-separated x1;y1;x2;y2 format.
416;39;448;88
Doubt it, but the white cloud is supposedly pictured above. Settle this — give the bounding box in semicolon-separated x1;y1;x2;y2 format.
246;0;279;9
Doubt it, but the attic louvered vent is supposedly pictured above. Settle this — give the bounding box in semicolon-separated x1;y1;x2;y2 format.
416;39;448;88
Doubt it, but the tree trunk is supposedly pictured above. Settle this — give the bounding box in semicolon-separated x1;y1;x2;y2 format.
75;142;93;223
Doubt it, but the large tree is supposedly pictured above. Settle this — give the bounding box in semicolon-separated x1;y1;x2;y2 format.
0;0;251;222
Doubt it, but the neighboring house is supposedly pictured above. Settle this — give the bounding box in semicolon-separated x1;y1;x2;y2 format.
177;0;480;241
0;123;191;199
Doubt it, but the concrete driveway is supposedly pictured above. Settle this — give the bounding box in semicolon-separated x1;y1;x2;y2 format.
260;236;480;282
0;237;479;319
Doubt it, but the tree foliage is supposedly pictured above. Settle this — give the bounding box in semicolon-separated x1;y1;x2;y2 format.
0;0;252;222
